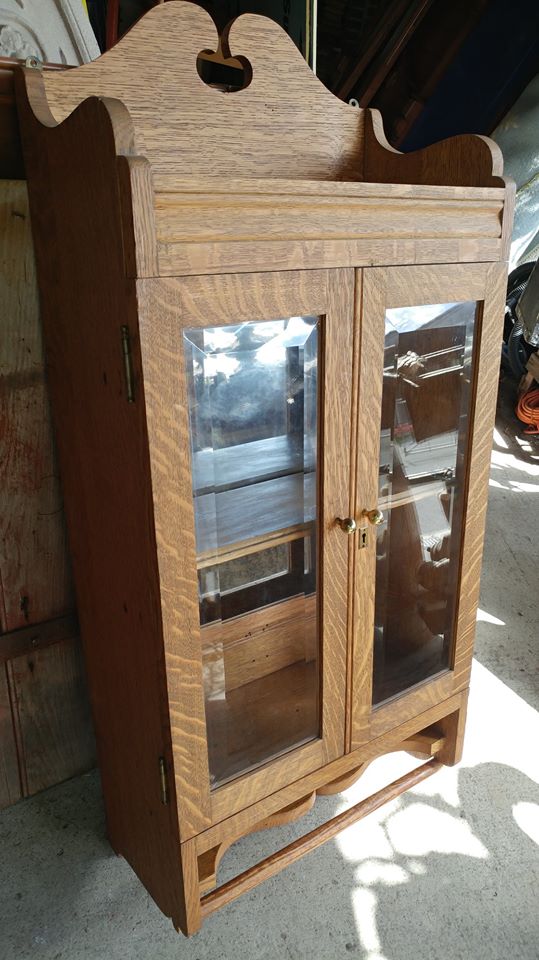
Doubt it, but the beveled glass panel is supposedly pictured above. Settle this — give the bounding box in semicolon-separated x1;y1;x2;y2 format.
183;316;320;788
372;301;478;704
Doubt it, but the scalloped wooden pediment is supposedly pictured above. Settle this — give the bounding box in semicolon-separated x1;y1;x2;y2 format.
39;1;366;181
17;1;507;187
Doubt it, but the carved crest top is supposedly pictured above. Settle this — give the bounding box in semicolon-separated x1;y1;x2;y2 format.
19;1;505;186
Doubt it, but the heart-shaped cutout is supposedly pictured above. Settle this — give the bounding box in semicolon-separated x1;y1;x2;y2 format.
196;47;252;91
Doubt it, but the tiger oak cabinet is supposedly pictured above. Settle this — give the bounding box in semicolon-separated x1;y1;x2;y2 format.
13;1;514;935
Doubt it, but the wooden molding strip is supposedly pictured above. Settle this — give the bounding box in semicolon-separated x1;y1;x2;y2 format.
0;613;78;662
195;724;446;862
154;193;503;244
152;177;506;201
200;758;442;917
155;236;504;279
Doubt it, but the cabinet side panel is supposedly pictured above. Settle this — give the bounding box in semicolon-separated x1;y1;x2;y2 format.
16;96;189;930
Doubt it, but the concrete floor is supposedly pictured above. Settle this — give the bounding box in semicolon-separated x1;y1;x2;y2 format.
1;378;538;960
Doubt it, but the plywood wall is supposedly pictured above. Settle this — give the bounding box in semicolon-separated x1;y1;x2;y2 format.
0;180;95;808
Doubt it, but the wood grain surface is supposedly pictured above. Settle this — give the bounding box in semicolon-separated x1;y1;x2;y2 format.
200;758;442;918
138;268;353;832
7;639;94;796
11;0;514;931
195;472;315;560
154;190;503;243
350;266;384;747
363;110;506;188
41;3;366;182
14;86;191;930
19;3;504;192
437;692;469;766
351;262;505;752
0;614;78;662
152;176;507;201
156;236;503;279
194;690;465;856
152;175;507;279
0;180;95;807
451;263;508;691
0;181;73;630
0;663;21;808
198;791;316;895
201;594;317;692
205;661;318;789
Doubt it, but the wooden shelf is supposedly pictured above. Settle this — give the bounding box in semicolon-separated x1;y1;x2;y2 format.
202;593;317;692
192;434;313;496
206;659;318;789
196;471;316;567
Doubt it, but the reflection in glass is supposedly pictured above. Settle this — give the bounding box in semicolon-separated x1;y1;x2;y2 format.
183;317;320;787
372;301;478;704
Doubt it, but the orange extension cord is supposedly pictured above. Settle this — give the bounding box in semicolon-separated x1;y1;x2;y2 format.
516;388;539;434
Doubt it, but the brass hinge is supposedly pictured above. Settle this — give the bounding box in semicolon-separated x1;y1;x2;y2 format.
159;756;169;805
121;324;135;403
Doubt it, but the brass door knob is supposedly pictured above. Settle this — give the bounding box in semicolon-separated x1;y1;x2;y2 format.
336;516;357;534
362;508;384;526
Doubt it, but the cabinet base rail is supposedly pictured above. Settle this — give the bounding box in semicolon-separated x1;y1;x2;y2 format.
200;756;442;919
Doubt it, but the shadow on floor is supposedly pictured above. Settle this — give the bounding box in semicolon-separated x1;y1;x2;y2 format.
349;761;539;960
472;373;539;709
1;757;538;960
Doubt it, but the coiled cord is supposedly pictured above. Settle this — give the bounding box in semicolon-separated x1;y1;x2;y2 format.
516;389;539;434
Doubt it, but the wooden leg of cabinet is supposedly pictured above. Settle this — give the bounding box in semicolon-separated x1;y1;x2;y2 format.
435;689;469;765
178;838;202;936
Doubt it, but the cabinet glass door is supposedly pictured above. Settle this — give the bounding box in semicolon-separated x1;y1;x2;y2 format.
177;269;352;803
372;300;477;703
352;264;506;747
184;316;320;787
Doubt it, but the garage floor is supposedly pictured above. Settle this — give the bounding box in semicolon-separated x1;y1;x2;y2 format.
1;376;538;960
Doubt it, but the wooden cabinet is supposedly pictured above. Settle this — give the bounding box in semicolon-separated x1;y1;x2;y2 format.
13;2;514;935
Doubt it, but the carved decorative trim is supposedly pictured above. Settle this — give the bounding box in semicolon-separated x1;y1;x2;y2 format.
0;21;41;59
197;727;446;893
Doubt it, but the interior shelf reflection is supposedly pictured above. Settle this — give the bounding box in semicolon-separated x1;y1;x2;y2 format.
184;314;321;788
372;300;477;704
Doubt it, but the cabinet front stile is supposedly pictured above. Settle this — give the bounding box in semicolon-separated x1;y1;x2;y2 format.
351;263;507;750
139;269;354;835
